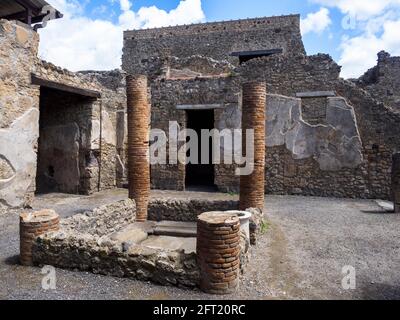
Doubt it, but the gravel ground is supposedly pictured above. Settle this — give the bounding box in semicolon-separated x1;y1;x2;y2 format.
1;194;400;300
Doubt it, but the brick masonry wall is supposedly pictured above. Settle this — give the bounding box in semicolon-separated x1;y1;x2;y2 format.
126;75;151;221
20;209;59;266
197;212;241;294
239;81;266;211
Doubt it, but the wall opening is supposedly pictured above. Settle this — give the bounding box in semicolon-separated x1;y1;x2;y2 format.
231;49;283;65
35;86;94;195
185;109;216;190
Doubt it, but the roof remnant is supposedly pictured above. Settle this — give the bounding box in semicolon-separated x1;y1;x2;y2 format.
0;0;62;29
31;74;101;98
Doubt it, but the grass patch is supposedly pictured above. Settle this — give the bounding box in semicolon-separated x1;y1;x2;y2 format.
260;219;270;234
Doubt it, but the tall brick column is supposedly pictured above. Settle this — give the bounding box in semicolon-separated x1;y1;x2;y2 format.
197;212;241;294
126;75;151;222
20;210;59;266
392;153;400;213
239;81;266;211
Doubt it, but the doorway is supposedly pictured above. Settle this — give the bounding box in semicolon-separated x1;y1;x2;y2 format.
185;109;216;190
35;86;92;194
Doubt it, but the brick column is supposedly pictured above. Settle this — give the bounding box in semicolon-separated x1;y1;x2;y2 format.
392;153;400;213
20;210;59;266
239;81;266;211
197;212;241;294
126;75;151;222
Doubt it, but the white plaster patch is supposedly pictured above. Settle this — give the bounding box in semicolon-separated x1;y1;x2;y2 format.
0;108;39;207
265;94;363;171
90;110;116;149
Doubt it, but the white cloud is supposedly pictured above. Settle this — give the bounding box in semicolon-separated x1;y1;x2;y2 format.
311;0;400;19
39;0;205;71
310;0;400;78
339;19;400;78
119;0;131;12
301;7;332;35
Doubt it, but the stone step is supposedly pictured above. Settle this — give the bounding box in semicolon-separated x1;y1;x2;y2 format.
140;236;196;254
154;221;197;238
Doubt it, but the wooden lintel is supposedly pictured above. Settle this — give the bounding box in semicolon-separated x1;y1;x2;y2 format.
31;74;101;98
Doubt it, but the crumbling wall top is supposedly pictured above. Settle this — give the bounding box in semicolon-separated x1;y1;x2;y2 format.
124;14;301;39
122;15;305;79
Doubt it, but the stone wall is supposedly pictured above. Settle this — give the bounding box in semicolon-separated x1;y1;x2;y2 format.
150;76;240;191
148;198;239;222
123;15;305;80
0;20;40;208
238;54;399;199
79;70;127;191
144;46;400;199
1;19;126;208
32;199;200;288
355;51;400;111
36;88;94;194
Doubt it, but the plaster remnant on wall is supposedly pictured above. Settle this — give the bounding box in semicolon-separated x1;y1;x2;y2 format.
0;108;39;207
0;155;16;182
90;110;116;149
266;94;363;171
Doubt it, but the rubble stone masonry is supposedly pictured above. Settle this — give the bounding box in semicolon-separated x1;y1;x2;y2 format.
356;51;400;111
392;153;400;213
123;15;305;80
0;19;126;208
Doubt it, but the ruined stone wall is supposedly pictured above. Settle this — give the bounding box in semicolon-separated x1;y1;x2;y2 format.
79;70;127;191
237;54;400;199
1;19;126;208
34;66;127;193
33;199;200;288
355;51;400;111
0;20;40;208
123;15;305;80
150;76;240;191
36;88;95;194
148;49;400;199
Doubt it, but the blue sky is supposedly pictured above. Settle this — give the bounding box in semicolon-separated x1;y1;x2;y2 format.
41;0;400;78
86;0;341;59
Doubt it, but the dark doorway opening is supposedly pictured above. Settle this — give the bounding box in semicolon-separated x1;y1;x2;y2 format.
185;109;216;190
35;86;93;195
